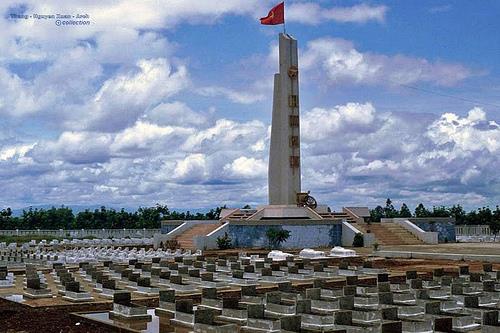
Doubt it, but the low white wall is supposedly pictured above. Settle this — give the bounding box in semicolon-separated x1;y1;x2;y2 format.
396;218;438;244
193;223;229;250
380;218;438;244
154;220;220;249
341;221;361;247
402;219;438;244
342;221;374;248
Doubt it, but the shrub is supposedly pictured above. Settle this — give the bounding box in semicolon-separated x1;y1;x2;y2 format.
352;233;364;247
372;242;380;251
165;239;179;250
266;227;291;249
216;232;232;250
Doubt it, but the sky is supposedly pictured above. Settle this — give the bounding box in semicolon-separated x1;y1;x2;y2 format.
0;0;499;212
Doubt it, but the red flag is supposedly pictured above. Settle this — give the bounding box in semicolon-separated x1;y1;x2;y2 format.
260;2;284;25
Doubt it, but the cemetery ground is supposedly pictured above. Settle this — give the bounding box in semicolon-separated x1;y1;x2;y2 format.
0;243;499;332
376;243;500;256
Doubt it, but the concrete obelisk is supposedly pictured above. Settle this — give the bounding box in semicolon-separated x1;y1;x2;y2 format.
268;33;301;205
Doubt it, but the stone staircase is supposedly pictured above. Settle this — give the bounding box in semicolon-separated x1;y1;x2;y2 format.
356;222;424;245
226;209;257;220
318;211;356;223
174;223;222;249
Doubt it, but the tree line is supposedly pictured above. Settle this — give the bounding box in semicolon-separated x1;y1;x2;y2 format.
370;199;500;226
0;205;224;230
1;200;498;230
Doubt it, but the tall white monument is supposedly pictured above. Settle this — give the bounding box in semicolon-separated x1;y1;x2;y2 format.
268;33;301;205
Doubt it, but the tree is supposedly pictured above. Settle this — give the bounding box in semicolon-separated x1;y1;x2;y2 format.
449;205;466;224
489;219;500;240
414;203;431;217
477;207;493;225
0;207;19;230
370;206;384;222
137;204;169;228
399;203;412;218
352;233;364;247
0;205;237;230
491;206;500;240
205;206;226;220
464;209;478;225
1;207;12;218
216;232;232;250
431;206;450;217
384;198;398;218
266;227;291;249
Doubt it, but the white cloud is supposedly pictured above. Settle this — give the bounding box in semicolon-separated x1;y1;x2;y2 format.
0;0;266;62
460;167;481;185
73;58;189;132
144;102;207;126
198;86;265;104
427;107;500;153
298;103;499;209
33;131;112;164
0;143;35;161
0;44;105;117
351;159;399;173
182;119;267;152
0;67;50;116
0;1;496;210
111;121;193;154
251;139;266;152
1;102;498;209
302;102;375;141
287;3;388;24
301;38;473;86
94;30;174;64
173;153;208;181
224;156;267;179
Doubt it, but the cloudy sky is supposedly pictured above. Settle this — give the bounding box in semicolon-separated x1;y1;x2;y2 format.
0;1;499;211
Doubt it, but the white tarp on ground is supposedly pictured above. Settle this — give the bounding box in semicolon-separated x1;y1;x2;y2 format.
299;248;326;259
329;246;356;257
267;250;293;261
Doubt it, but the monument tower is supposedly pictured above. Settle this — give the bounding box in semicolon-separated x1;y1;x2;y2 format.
268;33;301;205
155;4;373;251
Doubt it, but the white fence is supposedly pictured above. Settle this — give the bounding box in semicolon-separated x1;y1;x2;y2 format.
455;225;491;236
455;225;498;243
0;228;160;239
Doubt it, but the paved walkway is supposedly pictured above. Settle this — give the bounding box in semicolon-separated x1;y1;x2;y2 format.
381;242;500;255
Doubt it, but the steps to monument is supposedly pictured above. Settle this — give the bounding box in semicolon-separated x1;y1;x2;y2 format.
319;212;355;223
227;211;255;220
174;223;221;249
356;223;423;245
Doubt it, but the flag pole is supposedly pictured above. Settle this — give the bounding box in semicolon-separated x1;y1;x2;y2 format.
283;1;286;35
